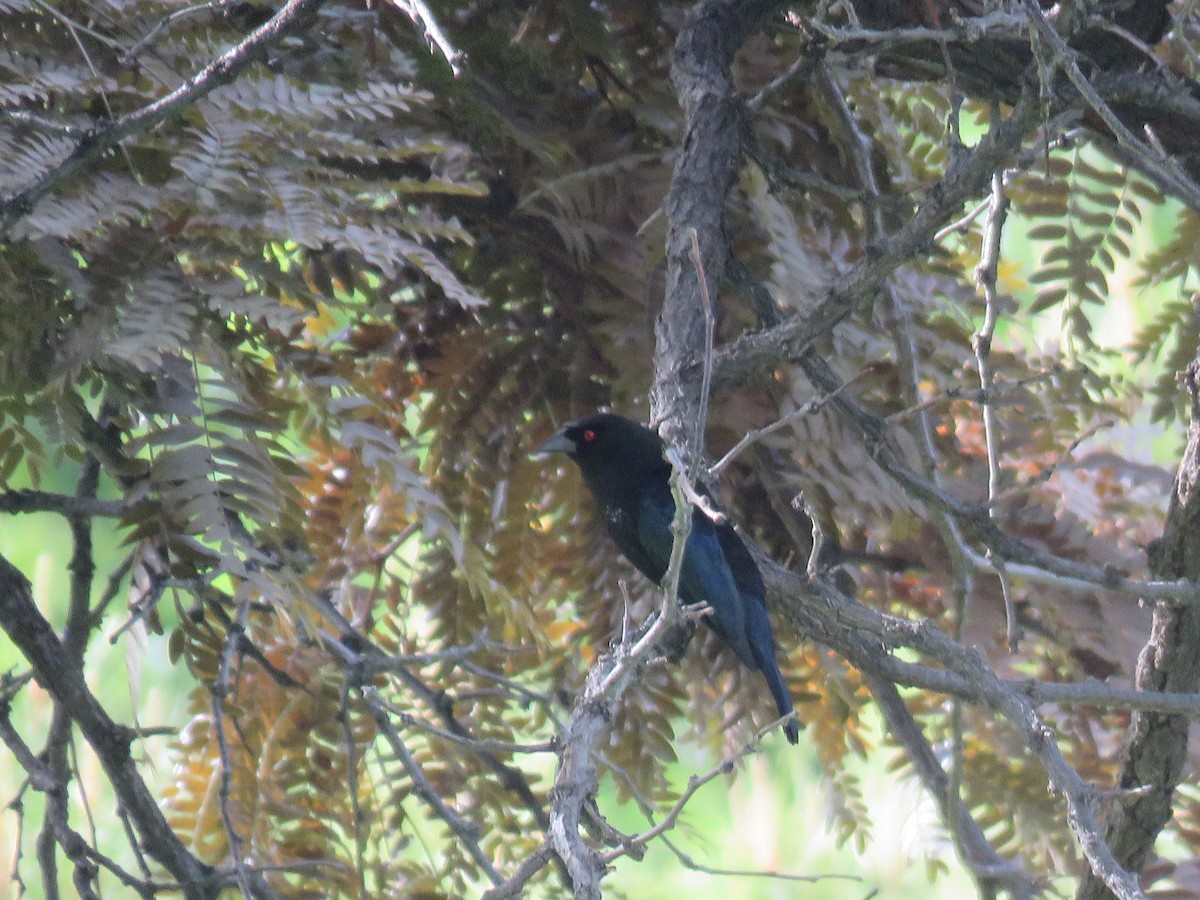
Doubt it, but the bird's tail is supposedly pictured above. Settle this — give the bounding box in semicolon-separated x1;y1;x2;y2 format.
762;661;800;744
745;605;800;745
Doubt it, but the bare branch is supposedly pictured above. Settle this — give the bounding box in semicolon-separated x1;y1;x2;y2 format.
709;368;870;476
714;88;1042;389
121;1;226;63
39;454;102;897
776;570;1144;898
362;686;504;886
480;843;555;900
387;0;464;75
1076;354;1200;900
315;621;571;890
596;716;856;885
210;599;255;899
0;490;125;518
0;554;219;899
372;693;557;754
320;624;559;826
865;672;1037;898
811;11;1029;52
972;166;1020;651
1016;680;1200;717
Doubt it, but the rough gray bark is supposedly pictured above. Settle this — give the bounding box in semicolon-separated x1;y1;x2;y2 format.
1077;355;1200;900
652;0;781;446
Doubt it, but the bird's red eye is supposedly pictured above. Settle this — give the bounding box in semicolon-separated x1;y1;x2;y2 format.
583;429;596;442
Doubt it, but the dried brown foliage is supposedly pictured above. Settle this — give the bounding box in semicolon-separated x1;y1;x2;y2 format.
3;1;1200;898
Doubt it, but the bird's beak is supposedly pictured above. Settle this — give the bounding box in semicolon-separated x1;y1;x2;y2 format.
534;429;575;458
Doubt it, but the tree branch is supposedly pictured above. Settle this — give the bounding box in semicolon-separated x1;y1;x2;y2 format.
864;672;1037;898
362;687;504;887
0;490;125;518
0;0;328;238
713;87;1041;389
37;455;103;898
768;567;1144;898
651;0;782;442
796;349;1200;606
0;553;220;899
316;619;572;890
1076;352;1200;900
649;2;1153;893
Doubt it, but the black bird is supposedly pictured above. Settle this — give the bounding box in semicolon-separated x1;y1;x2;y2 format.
538;412;799;744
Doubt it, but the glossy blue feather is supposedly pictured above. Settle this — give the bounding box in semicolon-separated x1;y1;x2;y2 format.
538;412;799;744
636;488;754;667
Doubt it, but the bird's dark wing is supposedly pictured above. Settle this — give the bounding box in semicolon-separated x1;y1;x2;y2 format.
638;486;798;744
633;482;755;668
715;520;766;606
554;414;800;744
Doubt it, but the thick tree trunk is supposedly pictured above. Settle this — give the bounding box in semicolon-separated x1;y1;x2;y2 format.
1077;354;1200;900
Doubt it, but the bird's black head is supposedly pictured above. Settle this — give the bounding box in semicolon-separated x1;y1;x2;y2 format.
536;413;666;478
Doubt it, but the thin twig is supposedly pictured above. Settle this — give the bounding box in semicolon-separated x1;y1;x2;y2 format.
934;195;992;242
121;0;226;63
597;716;861;886
211;599;253;899
373;695;557;754
388;0;464;75
808;12;1028;51
885;367;1067;424
480;843;555;900
665;446;725;524
338;678;368;899
973;166;1020;652
362;687;504;886
709;368;871;476
746;45;821;111
988;418;1113;506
